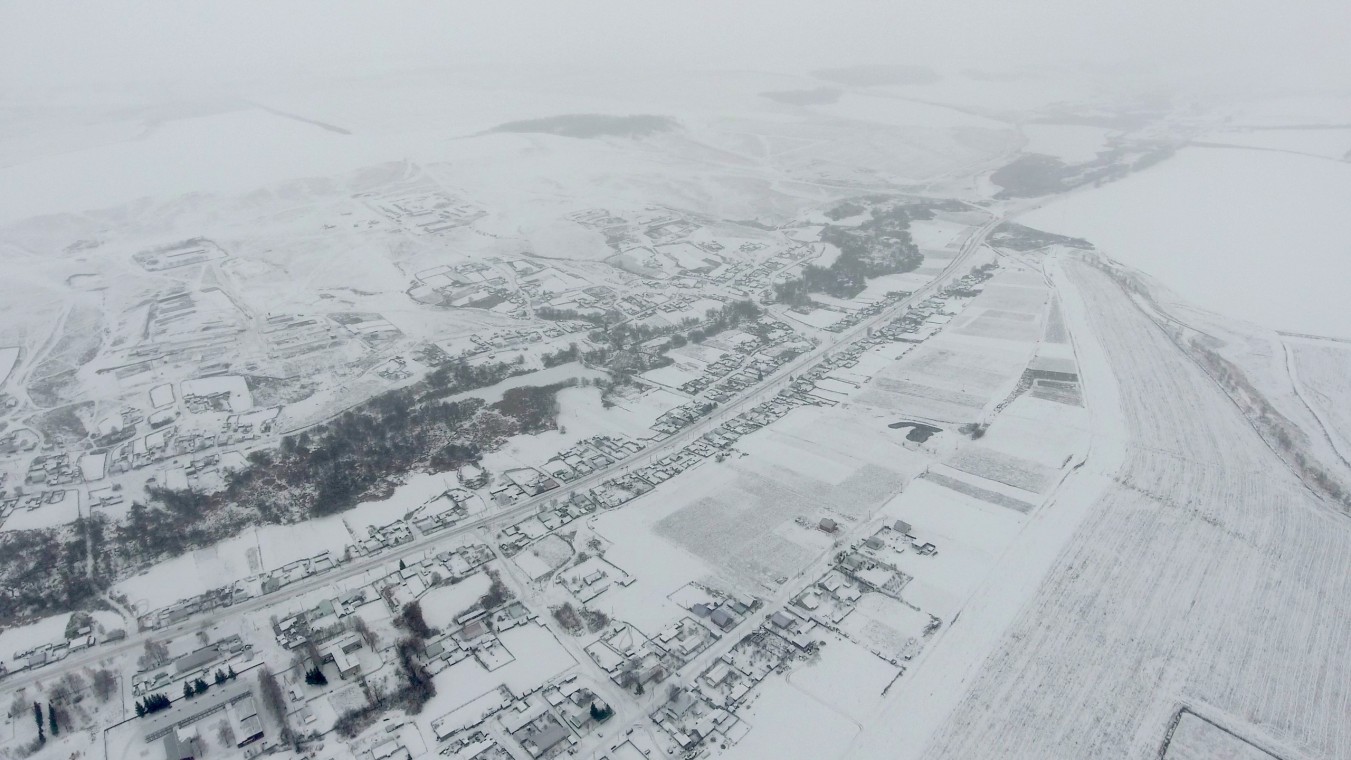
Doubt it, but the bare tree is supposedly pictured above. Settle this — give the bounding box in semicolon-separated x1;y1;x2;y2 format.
89;669;118;702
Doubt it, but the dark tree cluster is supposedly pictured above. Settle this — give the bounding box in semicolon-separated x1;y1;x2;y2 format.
134;693;172;717
304;666;328;686
396;601;435;640
801;204;927;301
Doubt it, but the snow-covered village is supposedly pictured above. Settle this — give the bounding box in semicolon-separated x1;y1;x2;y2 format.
1;4;1349;760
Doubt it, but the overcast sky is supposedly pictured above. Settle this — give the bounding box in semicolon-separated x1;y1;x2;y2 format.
3;0;1349;96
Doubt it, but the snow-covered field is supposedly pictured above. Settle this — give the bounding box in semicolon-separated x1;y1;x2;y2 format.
910;260;1351;759
420;572;492;630
1021;147;1351;337
1204;128;1351;159
809;93;1011;131
854;269;1048;424
1288;341;1351;462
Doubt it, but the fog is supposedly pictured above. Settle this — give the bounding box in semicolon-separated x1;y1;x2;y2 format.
4;0;1350;95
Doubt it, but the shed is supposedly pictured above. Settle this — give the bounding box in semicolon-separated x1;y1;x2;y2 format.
819;517;838;533
173;647;218;674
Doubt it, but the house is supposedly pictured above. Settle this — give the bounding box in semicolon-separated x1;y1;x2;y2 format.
709;608;736;631
770;611;795;630
819;518;838;533
521;723;570;757
231;695;264;747
864;536;884;550
321;632;364;679
461;620;488;641
893;519;912;535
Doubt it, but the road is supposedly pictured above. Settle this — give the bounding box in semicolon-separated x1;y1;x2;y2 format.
1;205;1007;695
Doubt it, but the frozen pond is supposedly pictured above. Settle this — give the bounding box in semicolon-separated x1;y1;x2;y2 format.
1021;146;1351;337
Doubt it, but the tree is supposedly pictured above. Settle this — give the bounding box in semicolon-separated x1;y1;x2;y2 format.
137;692;172;716
91;668;118;701
227;666;237;680
352;616;378;649
216;718;236;748
214;669;227;686
47;703;58;736
589;702;612;722
305;666;328;686
183;682;194;700
193;678;209;695
139;639;170;671
396;601;433;640
33;701;44;742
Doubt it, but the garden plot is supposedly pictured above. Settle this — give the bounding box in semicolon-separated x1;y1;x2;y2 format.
854;335;1029;423
513;534;574;580
589;485;732;632
944;447;1056;494
653;466;842;591
785;631;900;722
918;471;1036;514
717;668;860;760
1163;711;1282;760
911;261;1351;760
949;306;1043;343
977;394;1090;471
420;572;493;630
635;411;922;594
837;593;933;663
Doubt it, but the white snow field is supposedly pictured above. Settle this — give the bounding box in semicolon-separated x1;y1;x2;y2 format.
866;258;1351;759
1203;128;1351;160
1021;147;1351;337
1288;341;1351;464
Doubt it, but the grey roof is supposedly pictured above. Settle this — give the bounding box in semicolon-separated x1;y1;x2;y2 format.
173;647;218;674
163;733;195;760
525;723;570;752
710;609;736;629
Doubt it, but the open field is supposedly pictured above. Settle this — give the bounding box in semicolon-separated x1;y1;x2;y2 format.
1021;147;1351;337
916;259;1351;759
1288;341;1351;462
